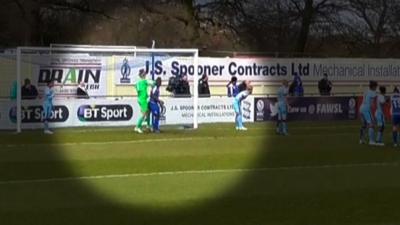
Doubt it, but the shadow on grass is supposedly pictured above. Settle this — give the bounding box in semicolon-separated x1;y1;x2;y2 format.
2;123;400;225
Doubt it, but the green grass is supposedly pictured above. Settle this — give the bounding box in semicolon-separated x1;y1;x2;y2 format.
1;122;400;225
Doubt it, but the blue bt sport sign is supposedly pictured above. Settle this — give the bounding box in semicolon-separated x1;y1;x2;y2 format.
77;105;133;122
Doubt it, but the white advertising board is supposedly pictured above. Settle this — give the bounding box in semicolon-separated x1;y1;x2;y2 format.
165;97;254;125
0;97;254;130
114;56;400;84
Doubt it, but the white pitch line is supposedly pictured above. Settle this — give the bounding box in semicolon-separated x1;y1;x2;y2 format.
0;162;398;186
1;136;248;148
6;124;360;134
215;125;360;130
1;132;356;148
50;124;361;133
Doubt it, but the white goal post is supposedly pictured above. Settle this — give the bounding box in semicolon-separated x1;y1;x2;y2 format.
15;46;199;133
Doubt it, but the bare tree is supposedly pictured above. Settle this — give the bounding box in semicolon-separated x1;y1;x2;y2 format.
195;0;343;53
2;0;400;57
287;0;343;52
4;0;113;45
338;0;400;57
2;0;206;47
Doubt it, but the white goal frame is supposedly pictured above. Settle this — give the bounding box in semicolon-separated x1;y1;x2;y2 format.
15;46;199;133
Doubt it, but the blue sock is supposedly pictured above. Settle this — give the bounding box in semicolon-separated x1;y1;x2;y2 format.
283;122;288;134
369;128;375;143
377;132;382;143
44;121;49;130
154;113;160;131
235;115;239;128
238;114;243;128
360;127;365;141
152;113;156;131
393;131;398;144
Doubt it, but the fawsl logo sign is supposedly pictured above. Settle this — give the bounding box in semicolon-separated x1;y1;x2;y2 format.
77;105;133;122
9;106;69;123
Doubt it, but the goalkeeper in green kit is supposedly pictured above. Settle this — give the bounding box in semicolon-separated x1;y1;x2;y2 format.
134;69;155;134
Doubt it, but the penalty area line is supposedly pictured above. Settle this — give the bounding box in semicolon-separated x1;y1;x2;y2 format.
0;162;398;186
2;137;220;148
2;132;357;148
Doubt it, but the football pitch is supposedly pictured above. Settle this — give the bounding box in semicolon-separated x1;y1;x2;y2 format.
1;121;400;225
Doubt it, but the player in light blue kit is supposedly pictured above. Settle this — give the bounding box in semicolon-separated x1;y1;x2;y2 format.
233;83;252;131
375;86;387;146
360;81;378;145
391;87;400;147
43;80;55;134
277;80;289;135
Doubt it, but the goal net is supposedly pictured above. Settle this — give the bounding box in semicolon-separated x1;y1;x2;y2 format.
2;45;199;132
